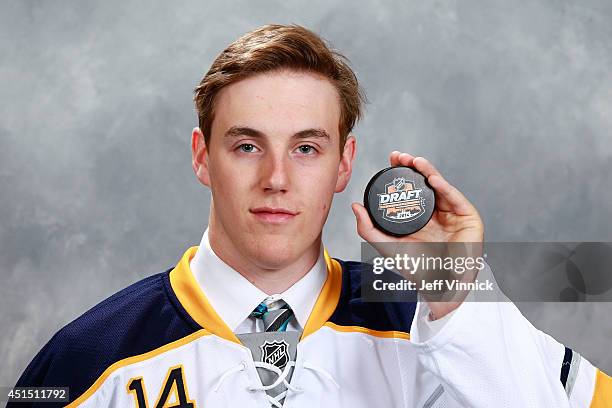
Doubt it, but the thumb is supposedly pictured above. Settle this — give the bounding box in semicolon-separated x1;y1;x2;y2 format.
351;202;385;242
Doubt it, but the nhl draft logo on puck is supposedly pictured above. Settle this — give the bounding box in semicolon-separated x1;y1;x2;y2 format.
378;177;425;222
364;166;435;236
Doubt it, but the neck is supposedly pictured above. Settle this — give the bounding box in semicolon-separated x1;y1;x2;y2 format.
207;219;321;295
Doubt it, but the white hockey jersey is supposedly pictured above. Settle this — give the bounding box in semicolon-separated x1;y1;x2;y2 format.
11;247;612;407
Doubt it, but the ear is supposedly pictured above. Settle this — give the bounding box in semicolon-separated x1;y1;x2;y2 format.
191;127;211;187
334;134;356;193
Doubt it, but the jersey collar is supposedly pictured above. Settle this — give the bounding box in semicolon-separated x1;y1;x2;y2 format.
168;240;342;344
190;228;328;332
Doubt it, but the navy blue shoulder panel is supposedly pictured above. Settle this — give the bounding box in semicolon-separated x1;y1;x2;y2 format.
328;259;417;334
10;269;200;407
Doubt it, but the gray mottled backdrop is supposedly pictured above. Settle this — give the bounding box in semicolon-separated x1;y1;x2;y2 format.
1;0;612;386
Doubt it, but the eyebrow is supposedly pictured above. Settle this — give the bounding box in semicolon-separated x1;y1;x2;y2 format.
224;126;331;141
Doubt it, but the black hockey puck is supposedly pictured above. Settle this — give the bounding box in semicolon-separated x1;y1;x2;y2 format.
363;166;435;236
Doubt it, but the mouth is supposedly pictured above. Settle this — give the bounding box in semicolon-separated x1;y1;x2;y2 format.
249;207;299;224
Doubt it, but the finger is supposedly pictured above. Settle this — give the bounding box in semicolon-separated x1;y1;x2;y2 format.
389;151;415;168
389;150;401;165
412;156;443;179
428;174;475;215
411;157;467;212
351;202;390;242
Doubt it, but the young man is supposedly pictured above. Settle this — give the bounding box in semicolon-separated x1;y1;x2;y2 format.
11;24;611;407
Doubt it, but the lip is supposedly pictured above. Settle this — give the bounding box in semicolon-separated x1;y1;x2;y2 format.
250;207;299;224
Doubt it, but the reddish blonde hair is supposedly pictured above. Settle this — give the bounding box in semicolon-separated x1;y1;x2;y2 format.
194;24;366;151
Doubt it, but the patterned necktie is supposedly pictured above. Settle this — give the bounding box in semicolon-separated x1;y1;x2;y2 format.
250;298;294;332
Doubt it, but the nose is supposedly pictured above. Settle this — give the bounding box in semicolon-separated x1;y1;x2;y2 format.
260;151;290;193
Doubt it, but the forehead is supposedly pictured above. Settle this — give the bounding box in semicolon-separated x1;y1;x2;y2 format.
211;70;341;140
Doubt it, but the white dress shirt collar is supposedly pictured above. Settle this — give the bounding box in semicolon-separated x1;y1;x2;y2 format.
190;228;328;332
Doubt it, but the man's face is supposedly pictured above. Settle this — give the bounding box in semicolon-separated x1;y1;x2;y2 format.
192;70;355;269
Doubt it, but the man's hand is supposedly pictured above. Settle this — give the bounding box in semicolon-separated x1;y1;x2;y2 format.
351;151;485;319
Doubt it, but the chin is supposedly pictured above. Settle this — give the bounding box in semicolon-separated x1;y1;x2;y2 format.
248;239;300;268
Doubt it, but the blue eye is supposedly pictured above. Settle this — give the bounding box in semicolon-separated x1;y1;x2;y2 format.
239;144;257;153
298;145;316;154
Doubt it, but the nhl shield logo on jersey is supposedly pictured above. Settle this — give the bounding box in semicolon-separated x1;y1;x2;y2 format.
260;340;290;369
377;177;426;223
